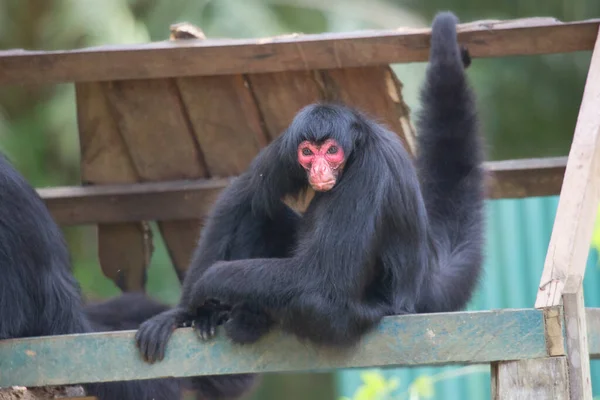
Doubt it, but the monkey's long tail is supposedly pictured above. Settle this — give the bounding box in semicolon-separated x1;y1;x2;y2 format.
414;11;485;313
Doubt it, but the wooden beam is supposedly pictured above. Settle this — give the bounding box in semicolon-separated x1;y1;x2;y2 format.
535;29;600;309
0;18;597;85
486;156;566;199
38;178;231;225
36;157;565;226
534;29;600;399
0;309;547;387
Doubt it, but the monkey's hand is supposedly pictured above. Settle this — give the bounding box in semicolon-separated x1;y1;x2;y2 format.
135;307;190;363
189;300;231;341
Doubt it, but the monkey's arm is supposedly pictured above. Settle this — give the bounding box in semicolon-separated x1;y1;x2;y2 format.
190;185;384;310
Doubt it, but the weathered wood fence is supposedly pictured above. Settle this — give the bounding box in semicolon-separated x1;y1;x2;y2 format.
0;16;599;400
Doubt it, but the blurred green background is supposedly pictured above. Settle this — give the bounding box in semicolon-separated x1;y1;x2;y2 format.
1;0;599;399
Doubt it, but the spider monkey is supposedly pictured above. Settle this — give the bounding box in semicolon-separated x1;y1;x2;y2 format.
136;11;484;363
0;152;255;400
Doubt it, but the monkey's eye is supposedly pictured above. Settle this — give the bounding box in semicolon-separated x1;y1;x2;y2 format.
327;146;338;154
302;148;313;156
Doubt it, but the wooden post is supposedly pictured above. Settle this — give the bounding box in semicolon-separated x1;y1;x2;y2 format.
530;26;600;400
491;357;569;400
534;23;600;312
563;277;593;398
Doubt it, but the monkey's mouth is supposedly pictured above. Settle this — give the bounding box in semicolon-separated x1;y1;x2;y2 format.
310;180;336;191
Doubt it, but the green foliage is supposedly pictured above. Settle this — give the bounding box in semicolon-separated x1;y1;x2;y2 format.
340;366;489;400
339;370;400;400
592;205;600;256
408;376;434;399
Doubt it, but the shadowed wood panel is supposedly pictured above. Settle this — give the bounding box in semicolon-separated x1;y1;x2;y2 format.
176;75;268;178
0;309;547;388
100;78;208;280
76;82;152;292
247;70;323;141
320;67;416;154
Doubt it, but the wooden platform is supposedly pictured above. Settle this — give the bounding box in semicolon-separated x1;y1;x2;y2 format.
0;16;599;400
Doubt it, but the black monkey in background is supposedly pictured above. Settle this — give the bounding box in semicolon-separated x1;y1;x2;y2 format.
136;11;484;362
0;153;255;400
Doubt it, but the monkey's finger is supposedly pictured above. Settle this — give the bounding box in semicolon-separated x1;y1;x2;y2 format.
210;311;227;336
192;317;206;340
134;326;143;348
142;323;162;363
135;326;154;362
201;316;212;340
155;323;174;362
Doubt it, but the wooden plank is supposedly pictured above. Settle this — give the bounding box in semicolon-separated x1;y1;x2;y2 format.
247;70;323;141
100;78;208;280
585;308;600;358
491;357;569;400
0;18;597;85
76;82;153;292
563;277;592;399
36;157;567;226
38;178;229;226
0;309;547;387
535;29;600;309
319;67;416;154
159;27;269;276
486;157;566;199
175;74;268;177
543;307;564;356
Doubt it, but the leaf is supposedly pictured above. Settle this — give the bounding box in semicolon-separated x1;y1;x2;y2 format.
360;371;388;393
591;205;600;255
355;386;377;400
409;376;435;399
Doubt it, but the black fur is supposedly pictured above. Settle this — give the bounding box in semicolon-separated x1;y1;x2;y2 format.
0;153;254;400
135;11;484;361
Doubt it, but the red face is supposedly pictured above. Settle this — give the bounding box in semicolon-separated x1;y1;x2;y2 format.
297;139;346;192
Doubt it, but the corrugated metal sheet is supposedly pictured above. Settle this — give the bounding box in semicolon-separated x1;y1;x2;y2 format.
335;196;600;399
